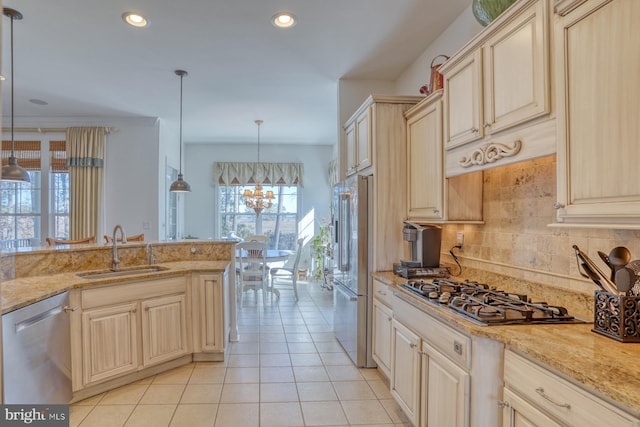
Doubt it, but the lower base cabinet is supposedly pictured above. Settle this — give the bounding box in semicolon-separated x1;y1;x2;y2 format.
390;319;421;426
390;317;470;427
82;302;139;385
422;341;469;427
502;350;640;427
193;272;229;354
76;276;191;389
372;298;393;378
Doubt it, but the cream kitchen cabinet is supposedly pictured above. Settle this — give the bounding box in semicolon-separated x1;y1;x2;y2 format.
75;276;190;389
390;318;421;426
372;279;393;379
553;0;640;227
345;108;371;176
192;272;230;359
441;0;555;177
502;349;640;427
405;91;483;223
421;341;470;427
141;294;189;366
391;293;502;427
81;302;139;385
342;95;422;271
406;91;445;221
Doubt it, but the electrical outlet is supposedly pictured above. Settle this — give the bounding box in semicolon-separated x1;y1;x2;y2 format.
456;232;464;250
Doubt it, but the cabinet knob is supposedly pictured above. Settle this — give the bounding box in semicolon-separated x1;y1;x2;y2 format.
497;401;510;409
484;122;492;128
433;209;439;214
409;343;417;349
553;202;565;210
63;305;79;313
387;317;392;322
470;127;479;133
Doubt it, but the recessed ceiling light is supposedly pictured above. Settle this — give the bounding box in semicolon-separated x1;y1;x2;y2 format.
0;75;5;81
272;12;296;28
122;12;148;28
29;99;48;105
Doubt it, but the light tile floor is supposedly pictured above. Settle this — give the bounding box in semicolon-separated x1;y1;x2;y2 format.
70;281;411;427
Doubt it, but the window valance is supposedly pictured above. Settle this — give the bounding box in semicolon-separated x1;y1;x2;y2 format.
214;162;304;187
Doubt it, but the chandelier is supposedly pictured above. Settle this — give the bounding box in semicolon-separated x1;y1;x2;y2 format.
243;120;275;214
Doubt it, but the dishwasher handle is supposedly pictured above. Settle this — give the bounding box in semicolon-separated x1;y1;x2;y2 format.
15;305;63;333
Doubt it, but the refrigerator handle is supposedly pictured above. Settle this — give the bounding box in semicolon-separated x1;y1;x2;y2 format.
334;280;358;301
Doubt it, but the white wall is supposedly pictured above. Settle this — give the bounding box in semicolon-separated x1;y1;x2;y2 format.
6;116;167;242
183;142;334;241
395;5;483;95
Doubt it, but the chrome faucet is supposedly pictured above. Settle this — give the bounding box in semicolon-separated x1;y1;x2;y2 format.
146;243;156;265
112;225;128;270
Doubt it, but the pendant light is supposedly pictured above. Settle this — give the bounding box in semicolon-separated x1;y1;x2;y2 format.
1;8;30;183
169;69;191;192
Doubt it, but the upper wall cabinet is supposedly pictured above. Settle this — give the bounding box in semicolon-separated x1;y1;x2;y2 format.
553;0;640;227
405;91;483;223
345;108;371;176
440;0;554;177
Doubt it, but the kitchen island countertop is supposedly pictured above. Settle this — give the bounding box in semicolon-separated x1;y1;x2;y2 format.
373;271;640;417
1;260;230;315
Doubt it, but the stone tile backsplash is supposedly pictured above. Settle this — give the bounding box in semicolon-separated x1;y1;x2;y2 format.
442;155;640;294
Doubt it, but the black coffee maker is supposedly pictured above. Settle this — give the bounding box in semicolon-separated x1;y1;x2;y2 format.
401;221;442;268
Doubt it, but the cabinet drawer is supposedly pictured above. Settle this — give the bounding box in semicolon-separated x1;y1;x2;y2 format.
504;350;638;427
82;276;186;309
373;279;393;307
393;295;471;370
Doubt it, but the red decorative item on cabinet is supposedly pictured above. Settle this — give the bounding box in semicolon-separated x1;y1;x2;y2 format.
420;55;449;95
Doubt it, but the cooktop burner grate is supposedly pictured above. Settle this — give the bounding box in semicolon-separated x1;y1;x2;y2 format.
400;278;587;326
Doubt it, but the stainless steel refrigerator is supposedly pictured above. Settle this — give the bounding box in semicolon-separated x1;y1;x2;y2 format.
332;174;375;368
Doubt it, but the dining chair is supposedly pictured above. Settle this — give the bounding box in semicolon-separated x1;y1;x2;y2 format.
245;234;269;242
46;236;96;246
236;241;269;307
103;233;145;244
269;237;304;302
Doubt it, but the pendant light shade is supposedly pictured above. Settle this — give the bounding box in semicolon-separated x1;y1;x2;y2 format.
1;8;30;183
169;69;191;193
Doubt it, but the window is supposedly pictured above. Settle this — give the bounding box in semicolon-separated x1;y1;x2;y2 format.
0;138;69;249
218;184;299;250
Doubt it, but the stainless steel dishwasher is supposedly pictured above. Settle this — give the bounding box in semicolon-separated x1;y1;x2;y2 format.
2;291;73;403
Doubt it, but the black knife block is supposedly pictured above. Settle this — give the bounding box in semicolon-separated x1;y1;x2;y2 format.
592;290;640;343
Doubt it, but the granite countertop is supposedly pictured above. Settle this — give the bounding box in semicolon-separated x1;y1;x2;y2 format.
373;271;640;417
1;260;230;315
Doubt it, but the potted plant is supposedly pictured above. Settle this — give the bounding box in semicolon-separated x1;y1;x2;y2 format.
311;220;331;281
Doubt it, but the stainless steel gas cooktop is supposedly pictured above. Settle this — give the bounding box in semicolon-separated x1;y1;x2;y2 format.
400;278;588;326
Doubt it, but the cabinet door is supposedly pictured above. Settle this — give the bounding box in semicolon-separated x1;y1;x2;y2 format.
421;342;470;427
372;299;393;378
355;108;372;171
345;122;357;176
390;319;421;426
502;388;563;427
444;50;483;149
197;273;227;352
141;294;189;366
483;0;549;134
555;0;640;224
82;302;138;385
406;96;444;221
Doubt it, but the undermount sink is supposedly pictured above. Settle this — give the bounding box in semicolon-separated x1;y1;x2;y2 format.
77;265;168;279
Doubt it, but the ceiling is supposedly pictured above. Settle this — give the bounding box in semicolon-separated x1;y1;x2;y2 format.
1;0;470;145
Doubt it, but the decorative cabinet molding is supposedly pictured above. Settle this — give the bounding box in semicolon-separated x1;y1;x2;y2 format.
440;0;554;177
554;0;640;227
459;140;522;168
